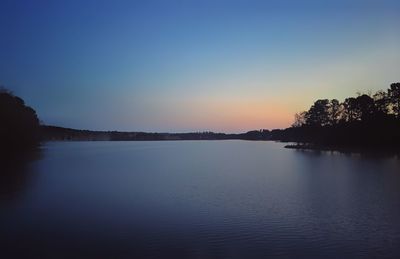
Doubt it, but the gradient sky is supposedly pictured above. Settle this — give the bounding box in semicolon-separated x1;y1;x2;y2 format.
1;0;399;132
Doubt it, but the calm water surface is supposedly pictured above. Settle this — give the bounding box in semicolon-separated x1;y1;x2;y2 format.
1;141;400;258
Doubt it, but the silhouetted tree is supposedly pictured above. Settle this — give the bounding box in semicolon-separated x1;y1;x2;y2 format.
305;99;330;126
355;94;375;121
389;82;400;118
328;99;341;125
0;88;40;155
292;111;307;127
342;97;358;122
373;90;390;115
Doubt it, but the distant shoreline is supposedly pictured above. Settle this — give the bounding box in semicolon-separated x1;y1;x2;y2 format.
40;125;272;142
40;125;400;156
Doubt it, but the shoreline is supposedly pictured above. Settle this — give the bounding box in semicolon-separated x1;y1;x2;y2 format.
285;143;400;157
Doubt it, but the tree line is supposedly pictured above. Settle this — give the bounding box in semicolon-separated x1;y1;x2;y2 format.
293;83;400;127
41;126;271;141
271;83;400;150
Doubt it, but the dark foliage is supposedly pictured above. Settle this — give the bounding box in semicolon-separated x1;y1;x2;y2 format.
0;88;40;156
272;83;400;151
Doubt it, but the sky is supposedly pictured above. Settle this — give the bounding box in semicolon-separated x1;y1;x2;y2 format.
0;0;399;133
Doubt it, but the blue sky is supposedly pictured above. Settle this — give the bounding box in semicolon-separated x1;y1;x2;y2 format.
1;0;399;132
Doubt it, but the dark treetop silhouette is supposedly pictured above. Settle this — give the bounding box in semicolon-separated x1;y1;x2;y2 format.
271;83;400;151
0;88;40;156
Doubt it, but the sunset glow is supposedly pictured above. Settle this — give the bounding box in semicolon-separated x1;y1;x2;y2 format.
1;0;399;132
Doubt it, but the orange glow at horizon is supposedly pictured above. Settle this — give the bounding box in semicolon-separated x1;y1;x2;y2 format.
153;95;299;132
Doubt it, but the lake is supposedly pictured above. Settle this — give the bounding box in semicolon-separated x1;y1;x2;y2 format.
1;141;400;258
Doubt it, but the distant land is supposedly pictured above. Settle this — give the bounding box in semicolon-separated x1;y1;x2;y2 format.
41;125;272;141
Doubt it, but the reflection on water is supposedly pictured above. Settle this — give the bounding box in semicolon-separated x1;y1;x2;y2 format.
0;148;42;203
0;141;400;258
